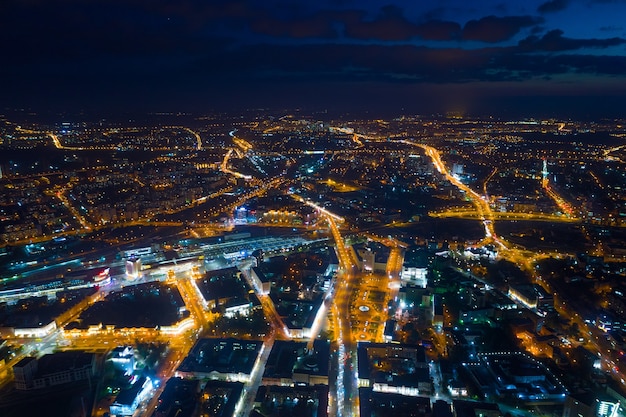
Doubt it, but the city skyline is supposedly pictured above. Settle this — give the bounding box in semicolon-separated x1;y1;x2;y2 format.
3;1;626;416
1;110;626;416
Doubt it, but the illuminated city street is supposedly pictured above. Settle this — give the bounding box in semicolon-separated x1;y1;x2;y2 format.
3;72;626;417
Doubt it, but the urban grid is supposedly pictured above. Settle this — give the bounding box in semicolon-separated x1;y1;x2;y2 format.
2;1;626;417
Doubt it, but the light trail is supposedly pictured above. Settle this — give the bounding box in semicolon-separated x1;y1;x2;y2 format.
291;194;345;223
238;265;291;339
543;184;575;218
603;143;626;162
233;137;253;152
47;132;83;151
55;189;92;230
182;127;202;151
402;140;508;250
221;148;253;180
429;209;580;223
483;167;497;197
323;213;359;417
234;334;275;417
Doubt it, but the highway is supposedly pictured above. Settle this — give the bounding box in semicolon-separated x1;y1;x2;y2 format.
483;167;497;197
429;208;580;223
47;132;84;151
402;141;572;278
412;142;508;250
325;214;359;417
543;181;576;218
221;148;253;180
181;127;203;151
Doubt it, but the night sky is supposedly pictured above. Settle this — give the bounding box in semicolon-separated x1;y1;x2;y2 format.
3;0;626;118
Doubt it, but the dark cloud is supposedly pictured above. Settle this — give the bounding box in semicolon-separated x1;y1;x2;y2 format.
201;40;626;85
462;15;542;43
414;20;462;41
518;29;626;51
250;11;339;38
421;7;446;21
2;0;626;116
494;3;509;13
220;43;501;83
537;0;570;13
550;54;626;75
323;8;464;42
305;9;541;44
531;26;546;35
341;7;422;41
599;25;623;32
1;0;240;62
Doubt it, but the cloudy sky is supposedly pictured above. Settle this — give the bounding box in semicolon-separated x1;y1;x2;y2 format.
2;0;626;117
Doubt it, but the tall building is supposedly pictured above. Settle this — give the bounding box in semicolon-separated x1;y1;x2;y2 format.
125;256;142;280
452;163;464;176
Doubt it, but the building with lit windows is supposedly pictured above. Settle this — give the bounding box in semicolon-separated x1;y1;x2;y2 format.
564;393;626;417
110;376;153;416
357;342;431;397
452;400;501;417
110;346;135;375
400;266;428;288
176;338;263;383
125;256;142;280
13;351;96;390
262;340;330;386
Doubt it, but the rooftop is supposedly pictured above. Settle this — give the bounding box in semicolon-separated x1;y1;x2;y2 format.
178;338;262;376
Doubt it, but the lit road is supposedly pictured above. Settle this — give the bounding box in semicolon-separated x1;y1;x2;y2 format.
325;214;359;417
221;148;253;179
233;136;254;152
603;143;626;163
361;235;405;341
181;127;203;150
47;132;83;151
400;140;572;285
137;268;205;417
429;361;452;402
174;272;209;330
238;265;291;339
386;247;404;306
363;234;406;303
483;167;497;197
351;270;394;343
410;141;508;250
543;181;576;218
142;339;196;417
163;186;234;215
55;188;92;230
429;209;580;223
0;331;62;389
234;334;275;417
0;285;111;389
291;194;345;223
549;288;626;390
